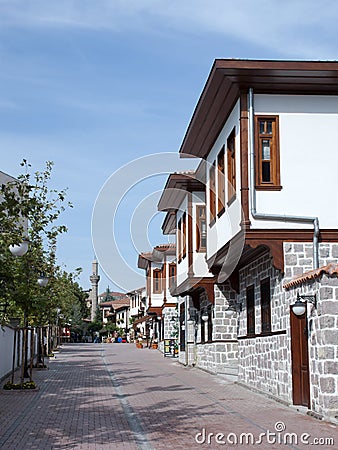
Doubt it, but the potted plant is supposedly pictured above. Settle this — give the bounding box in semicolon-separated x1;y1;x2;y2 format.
152;339;158;349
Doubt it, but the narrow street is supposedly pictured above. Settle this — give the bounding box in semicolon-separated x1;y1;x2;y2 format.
0;344;337;450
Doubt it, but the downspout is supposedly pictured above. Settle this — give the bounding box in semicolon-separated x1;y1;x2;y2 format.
248;88;319;269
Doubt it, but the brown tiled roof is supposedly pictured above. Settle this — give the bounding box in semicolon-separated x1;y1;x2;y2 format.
99;301;114;307
99;291;126;298
154;243;176;251
283;263;338;289
138;244;176;269
99;298;130;309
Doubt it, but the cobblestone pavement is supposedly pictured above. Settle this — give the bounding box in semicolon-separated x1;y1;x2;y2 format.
0;344;337;449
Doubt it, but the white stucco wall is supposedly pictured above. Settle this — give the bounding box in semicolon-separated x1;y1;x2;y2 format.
251;94;338;229
205;94;338;262
0;326;16;379
206;100;242;261
176;197;189;286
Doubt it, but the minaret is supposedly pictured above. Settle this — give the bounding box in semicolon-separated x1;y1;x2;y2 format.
90;259;100;322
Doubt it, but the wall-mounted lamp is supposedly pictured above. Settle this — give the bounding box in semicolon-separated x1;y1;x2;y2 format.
291;293;317;317
225;302;242;317
201;313;209;322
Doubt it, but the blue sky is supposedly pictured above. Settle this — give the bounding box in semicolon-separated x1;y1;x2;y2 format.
1;0;338;293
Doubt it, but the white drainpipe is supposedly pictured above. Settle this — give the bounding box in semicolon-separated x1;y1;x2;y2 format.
248;88;319;269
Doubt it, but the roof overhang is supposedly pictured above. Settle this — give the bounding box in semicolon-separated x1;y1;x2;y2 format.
157;172;205;212
180;59;338;160
147;306;162;317
138;244;176;269
161;211;176;236
171;276;216;304
207;229;338;292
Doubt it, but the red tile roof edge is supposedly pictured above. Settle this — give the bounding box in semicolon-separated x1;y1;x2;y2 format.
283;263;338;289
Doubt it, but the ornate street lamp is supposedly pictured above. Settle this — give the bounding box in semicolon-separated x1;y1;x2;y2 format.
37;274;49;287
225;302;242;317
291;293;317;316
8;240;29;257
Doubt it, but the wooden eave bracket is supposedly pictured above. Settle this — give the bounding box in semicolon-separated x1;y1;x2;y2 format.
246;239;284;273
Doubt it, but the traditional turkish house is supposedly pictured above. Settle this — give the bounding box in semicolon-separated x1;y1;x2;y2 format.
98;290;130;331
137;244;177;351
158;169;216;367
126;287;147;341
158;59;338;422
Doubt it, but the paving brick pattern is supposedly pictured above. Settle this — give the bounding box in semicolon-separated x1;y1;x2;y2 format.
0;344;337;449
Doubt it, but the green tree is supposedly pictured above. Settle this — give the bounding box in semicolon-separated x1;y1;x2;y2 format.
0;160;83;385
0;160;72;324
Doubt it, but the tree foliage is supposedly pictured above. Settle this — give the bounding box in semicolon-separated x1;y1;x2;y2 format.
0;160;87;326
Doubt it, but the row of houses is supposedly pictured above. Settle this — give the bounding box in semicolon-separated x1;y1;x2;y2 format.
132;59;338;423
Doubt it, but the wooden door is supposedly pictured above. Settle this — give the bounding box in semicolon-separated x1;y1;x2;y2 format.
290;308;310;407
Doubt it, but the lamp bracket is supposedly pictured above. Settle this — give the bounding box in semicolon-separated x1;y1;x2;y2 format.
297;293;317;309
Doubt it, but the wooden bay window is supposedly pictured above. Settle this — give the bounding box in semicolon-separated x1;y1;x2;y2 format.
153;269;162;294
196;205;206;252
168;262;176;289
227;128;236;203
209;162;216;224
217;147;225;216
255;116;281;190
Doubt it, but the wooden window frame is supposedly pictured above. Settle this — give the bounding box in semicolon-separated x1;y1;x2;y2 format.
246;285;255;336
209;162;216;225
254;115;282;190
146;268;151;295
227;128;236;204
153;268;162;294
182;212;187;260
260;277;271;334
168;262;176;289
217;146;225;217
196;205;206;252
177;218;182;263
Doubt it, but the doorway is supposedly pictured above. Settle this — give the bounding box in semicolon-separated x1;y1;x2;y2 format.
290;308;310;407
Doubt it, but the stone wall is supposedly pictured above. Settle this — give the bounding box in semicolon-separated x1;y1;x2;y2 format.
284;242;338;281
163;306;177;340
194;283;238;375
285;272;338;422
238;244;338;420
237;252;292;402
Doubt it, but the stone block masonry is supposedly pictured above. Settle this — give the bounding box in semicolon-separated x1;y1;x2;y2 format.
237;252;293;404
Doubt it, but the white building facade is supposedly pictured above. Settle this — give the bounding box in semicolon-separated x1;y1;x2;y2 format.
158;60;338;421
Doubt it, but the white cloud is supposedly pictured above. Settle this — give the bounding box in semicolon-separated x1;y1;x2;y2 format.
1;1;338;57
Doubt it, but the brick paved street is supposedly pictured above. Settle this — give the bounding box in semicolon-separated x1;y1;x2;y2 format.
1;343;337;449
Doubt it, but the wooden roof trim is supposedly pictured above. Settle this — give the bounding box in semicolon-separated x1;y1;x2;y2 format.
283;263;338;289
158;172;205;212
179;59;338;160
